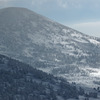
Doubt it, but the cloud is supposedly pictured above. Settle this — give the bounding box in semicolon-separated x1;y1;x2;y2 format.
57;0;68;8
32;0;48;6
70;21;100;37
56;0;82;8
56;0;100;9
0;0;17;8
0;0;16;3
0;0;12;1
1;0;100;9
31;0;82;9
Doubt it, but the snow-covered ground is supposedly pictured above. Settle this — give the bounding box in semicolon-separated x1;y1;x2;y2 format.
0;7;100;88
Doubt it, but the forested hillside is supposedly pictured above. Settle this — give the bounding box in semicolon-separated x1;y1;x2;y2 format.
0;54;79;100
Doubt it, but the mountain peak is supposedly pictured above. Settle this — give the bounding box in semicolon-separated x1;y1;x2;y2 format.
0;7;34;13
0;7;55;29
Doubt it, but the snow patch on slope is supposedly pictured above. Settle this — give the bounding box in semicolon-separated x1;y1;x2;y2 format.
89;38;100;45
23;48;33;57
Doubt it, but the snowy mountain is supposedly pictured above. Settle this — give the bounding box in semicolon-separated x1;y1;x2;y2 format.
0;7;100;87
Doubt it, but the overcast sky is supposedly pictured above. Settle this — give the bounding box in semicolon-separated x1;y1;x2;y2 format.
0;0;100;37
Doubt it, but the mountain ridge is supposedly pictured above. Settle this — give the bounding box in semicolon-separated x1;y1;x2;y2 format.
1;7;97;38
0;7;100;87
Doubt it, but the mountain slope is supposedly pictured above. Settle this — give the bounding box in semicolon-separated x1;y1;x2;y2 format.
0;54;79;100
0;7;100;87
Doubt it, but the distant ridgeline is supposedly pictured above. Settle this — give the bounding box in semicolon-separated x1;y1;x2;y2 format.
0;54;79;100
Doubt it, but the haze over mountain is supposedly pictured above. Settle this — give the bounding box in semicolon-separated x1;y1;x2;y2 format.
0;7;100;87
